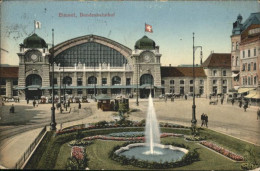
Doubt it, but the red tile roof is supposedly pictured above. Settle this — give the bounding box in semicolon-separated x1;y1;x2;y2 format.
0;67;19;78
201;53;231;68
161;67;206;77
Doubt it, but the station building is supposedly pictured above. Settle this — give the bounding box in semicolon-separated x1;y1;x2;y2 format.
1;33;232;100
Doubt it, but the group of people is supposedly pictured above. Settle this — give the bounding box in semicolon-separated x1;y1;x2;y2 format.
201;113;208;127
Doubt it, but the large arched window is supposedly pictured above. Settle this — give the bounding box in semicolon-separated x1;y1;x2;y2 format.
55;42;128;67
140;74;153;86
26;74;42;86
112;76;121;85
63;76;72;85
88;76;97;84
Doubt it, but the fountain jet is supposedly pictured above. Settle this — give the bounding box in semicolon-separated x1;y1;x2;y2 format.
144;93;161;155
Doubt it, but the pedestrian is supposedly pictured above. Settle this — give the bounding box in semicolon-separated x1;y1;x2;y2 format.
243;103;248;112
257;108;260;120
221;97;224;105
68;100;70;107
239;100;242;108
231;98;235;105
18;97;20;103
205;114;208;128
33;100;36;107
171;96;174;102
185;95;187;100
27;98;29;104
209;95;211;100
78;101;81;109
201;113;205;127
9;104;15;113
165;96;167;102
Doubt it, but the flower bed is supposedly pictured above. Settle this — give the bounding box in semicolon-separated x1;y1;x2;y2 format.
185;136;206;141
82;133;183;142
200;141;244;161
55;121;190;136
71;146;85;160
69;140;93;147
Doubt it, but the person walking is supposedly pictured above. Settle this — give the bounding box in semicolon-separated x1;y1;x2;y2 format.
257;108;260;120
68;100;70;107
243;103;248;112
205;114;208;128
231;98;235;105
9;104;15;113
27;98;29;104
239;100;242;108
33;100;36;107
78;101;81;109
201;113;205;127
185;94;187;100
221;97;224;105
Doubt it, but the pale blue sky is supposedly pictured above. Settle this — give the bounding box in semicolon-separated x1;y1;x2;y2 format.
1;0;259;66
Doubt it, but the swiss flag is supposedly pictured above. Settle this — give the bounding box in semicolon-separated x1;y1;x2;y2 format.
145;23;153;33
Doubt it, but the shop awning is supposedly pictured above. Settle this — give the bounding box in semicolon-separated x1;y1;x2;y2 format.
244;90;257;98
232;73;239;77
238;88;256;94
15;87;26;90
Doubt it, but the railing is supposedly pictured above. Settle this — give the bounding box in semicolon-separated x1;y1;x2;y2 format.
15;126;47;169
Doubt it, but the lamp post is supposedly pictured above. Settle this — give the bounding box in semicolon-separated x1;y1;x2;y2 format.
59;63;62;113
63;63;67;111
191;32;202;127
136;58;139;106
50;28;56;131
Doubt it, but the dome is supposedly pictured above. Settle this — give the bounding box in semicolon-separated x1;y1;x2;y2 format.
23;33;48;48
135;35;156;50
237;14;243;21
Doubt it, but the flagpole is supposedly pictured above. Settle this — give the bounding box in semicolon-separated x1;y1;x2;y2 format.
34;20;35;34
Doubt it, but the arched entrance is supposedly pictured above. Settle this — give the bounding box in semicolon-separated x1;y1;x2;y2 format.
25;74;42;100
140;74;154;98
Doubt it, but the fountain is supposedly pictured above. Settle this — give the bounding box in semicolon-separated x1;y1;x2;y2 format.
115;93;189;163
144;94;161;155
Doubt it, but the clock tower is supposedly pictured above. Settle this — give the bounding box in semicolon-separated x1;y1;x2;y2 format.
17;33;50;99
132;35;162;98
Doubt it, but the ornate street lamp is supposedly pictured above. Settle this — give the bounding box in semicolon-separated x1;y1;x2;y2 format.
50;28;56;131
191;32;203;127
136;58;139;106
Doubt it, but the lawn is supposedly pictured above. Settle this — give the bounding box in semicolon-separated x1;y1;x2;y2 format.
25;127;260;170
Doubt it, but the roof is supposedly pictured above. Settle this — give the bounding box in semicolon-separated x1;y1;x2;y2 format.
22;33;48;48
161;67;206;77
240;34;260;45
201;53;231;68
0;67;19;78
242;12;260;31
135;35;156;50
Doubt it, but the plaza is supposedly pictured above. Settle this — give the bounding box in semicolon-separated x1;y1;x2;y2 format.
0;96;259;169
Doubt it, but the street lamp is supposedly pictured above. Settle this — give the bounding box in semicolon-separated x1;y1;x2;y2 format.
136;58;139;106
191;32;203;127
50;28;57;131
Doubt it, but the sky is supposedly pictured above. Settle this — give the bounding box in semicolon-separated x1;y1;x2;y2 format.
0;0;259;66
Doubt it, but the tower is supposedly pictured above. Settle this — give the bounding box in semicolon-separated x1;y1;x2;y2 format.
17;33;50;99
132;36;162;98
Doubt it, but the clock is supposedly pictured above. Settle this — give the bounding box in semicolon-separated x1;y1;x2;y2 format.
144;55;151;63
30;54;38;61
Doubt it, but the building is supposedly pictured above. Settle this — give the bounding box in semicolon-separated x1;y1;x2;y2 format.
231;12;260;90
0;67;19;98
1;34;210;100
201;53;232;96
231;12;260;105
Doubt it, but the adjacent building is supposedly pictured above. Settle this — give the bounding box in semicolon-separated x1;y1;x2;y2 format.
231;12;260;105
201;53;232;96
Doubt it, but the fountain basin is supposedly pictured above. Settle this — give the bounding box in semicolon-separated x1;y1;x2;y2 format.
115;143;188;163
